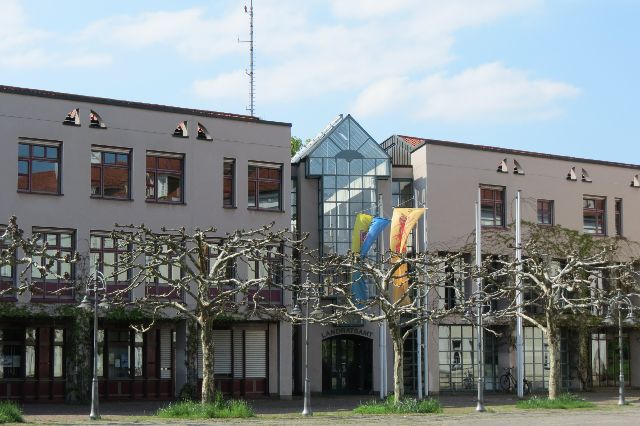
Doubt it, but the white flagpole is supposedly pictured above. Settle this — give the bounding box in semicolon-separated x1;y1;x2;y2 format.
378;193;386;399
414;188;423;400
423;190;429;397
516;190;524;398
475;188;485;412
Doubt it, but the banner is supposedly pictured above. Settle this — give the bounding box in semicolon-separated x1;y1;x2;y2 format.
389;208;427;304
351;215;391;302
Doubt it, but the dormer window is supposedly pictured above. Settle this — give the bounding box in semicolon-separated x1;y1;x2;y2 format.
63;108;80;126
89;110;106;129
173;121;188;138
197;122;212;141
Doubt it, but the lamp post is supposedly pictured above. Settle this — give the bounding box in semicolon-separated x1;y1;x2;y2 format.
602;290;637;406
291;277;323;417
78;264;109;420
465;290;486;412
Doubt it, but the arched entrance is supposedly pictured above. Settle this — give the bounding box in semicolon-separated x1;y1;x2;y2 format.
322;334;372;394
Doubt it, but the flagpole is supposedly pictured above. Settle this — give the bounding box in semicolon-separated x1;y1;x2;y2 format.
378;193;386;399
515;190;524;398
475;188;485;412
414;189;423;400
423;188;429;397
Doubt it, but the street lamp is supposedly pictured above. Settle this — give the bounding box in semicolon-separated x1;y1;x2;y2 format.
465;290;487;412
291;276;323;417
601;290;637;406
78;263;109;420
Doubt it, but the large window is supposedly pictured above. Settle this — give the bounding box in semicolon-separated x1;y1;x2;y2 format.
537;199;554;225
146;152;184;203
223;158;235;207
583;196;606;235
90;233;131;297
18;140;61;194
98;329;145;379
480;187;504;227
251;245;283;305
91;147;131;199
31;228;75;302
248;163;282;210
392;179;413;208
146;243;182;300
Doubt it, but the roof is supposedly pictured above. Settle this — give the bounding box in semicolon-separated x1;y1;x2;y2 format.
397;135;426;148
291;114;345;163
406;135;640;170
0;85;291;128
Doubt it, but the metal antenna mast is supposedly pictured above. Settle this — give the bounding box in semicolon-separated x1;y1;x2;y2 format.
240;1;255;116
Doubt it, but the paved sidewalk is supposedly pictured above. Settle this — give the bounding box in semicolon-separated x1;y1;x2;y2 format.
17;388;640;424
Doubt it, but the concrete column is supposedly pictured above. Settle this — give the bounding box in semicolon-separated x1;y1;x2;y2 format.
174;319;187;397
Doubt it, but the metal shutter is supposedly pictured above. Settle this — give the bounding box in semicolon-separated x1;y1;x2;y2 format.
160;329;172;379
197;329;232;378
244;330;266;378
233;331;243;378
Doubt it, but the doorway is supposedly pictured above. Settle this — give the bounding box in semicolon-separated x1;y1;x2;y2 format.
322;335;372;394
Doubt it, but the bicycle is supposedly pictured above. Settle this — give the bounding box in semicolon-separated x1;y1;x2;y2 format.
463;369;475;389
500;367;531;394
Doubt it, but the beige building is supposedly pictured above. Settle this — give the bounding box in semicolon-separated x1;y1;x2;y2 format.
292;115;640;396
0;85;293;401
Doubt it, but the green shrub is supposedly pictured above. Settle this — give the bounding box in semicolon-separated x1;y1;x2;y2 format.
354;396;442;414
516;393;595;410
156;394;254;419
0;401;23;424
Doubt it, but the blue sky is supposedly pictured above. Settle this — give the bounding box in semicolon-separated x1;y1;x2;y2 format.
2;0;638;163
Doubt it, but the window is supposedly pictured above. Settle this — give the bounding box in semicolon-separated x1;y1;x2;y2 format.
90;233;131;297
53;329;64;378
480;187;505;227
615;199;622;236
537;200;554;225
0;329;22;378
197;122;212;141
0;229;14;296
25;328;36;378
108;330;131;378
89;110;106;129
173;121;188;138
146;242;182;299
248;163;282;210
91;148;131;199
63;108;80;126
392;179;413;208
251;245;283;305
31;228;75;301
146;152;184;203
291;178;297;232
583;196;606;235
223;159;235;207
18;140;61;194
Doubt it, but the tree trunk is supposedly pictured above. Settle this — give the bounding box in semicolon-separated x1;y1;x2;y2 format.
546;316;560;400
389;323;404;403
577;327;592;391
200;318;216;403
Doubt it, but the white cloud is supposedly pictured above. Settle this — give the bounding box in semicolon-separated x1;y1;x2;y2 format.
352;62;580;122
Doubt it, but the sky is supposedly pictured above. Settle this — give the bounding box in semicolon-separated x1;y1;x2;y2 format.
1;0;639;163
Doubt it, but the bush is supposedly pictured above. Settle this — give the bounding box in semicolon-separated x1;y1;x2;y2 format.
157;393;254;419
0;401;23;424
516;393;595;410
354;396;442;414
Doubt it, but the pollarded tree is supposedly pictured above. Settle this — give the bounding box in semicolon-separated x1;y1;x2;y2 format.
318;250;477;402
486;223;639;399
109;222;299;404
1;215;78;298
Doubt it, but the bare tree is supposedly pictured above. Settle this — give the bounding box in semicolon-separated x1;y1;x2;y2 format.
1;215;78;298
316;250;468;402
109;222;298;404
485;223;640;399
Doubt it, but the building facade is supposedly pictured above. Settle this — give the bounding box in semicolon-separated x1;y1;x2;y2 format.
0;86;293;401
292;115;640;396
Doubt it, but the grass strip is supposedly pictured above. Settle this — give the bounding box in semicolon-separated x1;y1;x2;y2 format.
0;401;23;424
354;396;443;414
516;393;595;410
156;396;254;419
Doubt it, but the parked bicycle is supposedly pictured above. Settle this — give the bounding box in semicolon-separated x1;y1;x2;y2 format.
500;367;531;394
463;369;475;390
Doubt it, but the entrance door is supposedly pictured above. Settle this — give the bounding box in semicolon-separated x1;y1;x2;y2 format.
322;335;372;394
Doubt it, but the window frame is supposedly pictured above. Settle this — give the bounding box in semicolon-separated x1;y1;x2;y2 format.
0;227;16;298
90;232;132;299
30;228;75;302
583;196;606;236
91;146;132;200
247;162;283;211
480;186;505;228
223;158;236;208
17;139;62;195
145;151;185;204
536;199;554;226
